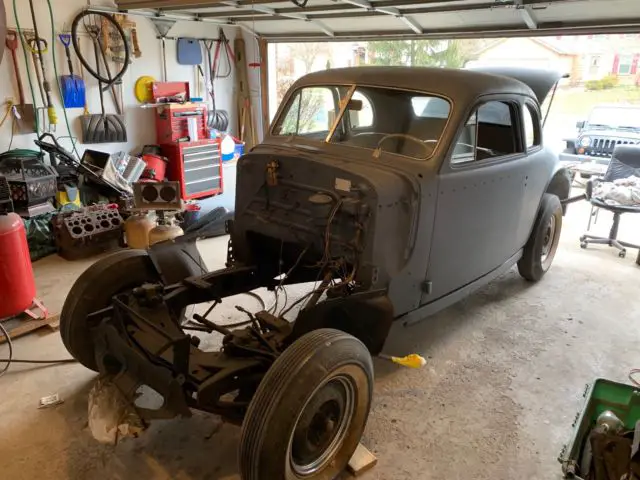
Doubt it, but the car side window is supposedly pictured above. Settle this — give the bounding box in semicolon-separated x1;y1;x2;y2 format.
523;103;541;150
349;91;374;129
451;101;520;165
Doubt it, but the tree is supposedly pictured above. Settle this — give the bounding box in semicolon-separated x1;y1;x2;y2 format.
279;89;325;134
290;42;329;72
274;42;330;106
367;39;469;68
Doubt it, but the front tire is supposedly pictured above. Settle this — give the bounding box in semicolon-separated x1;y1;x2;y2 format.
239;329;373;480
518;193;563;282
60;250;164;371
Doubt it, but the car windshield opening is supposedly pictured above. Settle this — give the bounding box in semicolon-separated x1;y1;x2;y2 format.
271;85;451;160
588;107;640;130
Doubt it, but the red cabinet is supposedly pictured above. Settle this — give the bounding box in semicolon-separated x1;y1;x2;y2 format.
163;140;224;200
156;103;224;201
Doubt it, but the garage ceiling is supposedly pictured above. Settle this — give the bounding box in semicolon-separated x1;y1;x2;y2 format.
114;0;640;41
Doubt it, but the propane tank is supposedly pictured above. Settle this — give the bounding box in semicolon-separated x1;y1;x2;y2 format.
124;213;155;249
149;212;184;246
0;213;36;318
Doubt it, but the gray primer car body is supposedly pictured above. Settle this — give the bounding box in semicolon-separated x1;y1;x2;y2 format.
58;66;574;460
231;66;571;336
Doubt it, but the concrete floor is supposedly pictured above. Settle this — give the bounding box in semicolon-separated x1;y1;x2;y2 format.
1;190;640;480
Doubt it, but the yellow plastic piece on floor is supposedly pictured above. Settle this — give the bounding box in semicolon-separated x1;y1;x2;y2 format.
381;354;427;369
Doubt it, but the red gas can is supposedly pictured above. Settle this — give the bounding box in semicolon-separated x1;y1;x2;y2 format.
0;213;36;318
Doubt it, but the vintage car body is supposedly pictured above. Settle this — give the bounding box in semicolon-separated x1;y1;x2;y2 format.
60;66;571;480
560;104;640;180
234;66;571;324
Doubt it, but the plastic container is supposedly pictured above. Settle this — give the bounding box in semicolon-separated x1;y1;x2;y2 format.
221;135;235;162
234;143;245;159
0;213;36;318
560;378;640;478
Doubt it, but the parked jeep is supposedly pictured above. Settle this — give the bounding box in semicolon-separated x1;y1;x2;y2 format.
61;66;571;480
560;104;640;182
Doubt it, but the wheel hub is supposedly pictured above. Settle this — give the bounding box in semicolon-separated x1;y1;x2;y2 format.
290;376;355;476
541;215;558;269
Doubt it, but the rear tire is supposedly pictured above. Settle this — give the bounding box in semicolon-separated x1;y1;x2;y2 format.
518;193;563;282
60;250;163;371
239;329;373;480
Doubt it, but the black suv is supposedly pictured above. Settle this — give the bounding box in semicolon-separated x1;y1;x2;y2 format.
561;104;640;181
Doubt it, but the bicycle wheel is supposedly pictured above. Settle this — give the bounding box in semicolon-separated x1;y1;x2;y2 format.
71;10;130;86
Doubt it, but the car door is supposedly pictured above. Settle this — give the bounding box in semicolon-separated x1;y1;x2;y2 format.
423;96;530;303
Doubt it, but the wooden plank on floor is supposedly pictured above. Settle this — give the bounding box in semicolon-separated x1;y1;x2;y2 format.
0;314;60;344
347;443;378;477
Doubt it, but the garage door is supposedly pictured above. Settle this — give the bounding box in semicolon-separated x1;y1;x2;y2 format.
115;0;640;41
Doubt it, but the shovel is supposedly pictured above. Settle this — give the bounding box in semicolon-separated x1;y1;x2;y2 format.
81;30;127;144
5;31;36;133
59;34;86;109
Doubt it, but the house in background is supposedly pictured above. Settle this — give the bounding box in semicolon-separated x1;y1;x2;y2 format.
575;35;640;83
468;37;578;80
468;35;640;85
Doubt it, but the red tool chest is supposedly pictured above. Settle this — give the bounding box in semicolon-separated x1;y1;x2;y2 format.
163;139;224;200
156;103;208;144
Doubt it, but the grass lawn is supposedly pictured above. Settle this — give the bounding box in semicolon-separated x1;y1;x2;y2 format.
552;86;640;117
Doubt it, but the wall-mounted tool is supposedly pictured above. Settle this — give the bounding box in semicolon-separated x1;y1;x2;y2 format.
58;34;86;109
71;11;130;144
26;0;57;129
131;27;142;59
5;31;36;133
150;18;176;82
177;38;202;66
26;37;47;111
235;36;256;148
203;32;232;132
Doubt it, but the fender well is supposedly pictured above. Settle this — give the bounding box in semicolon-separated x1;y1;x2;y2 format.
148;238;208;285
546;167;572;214
291;290;394;355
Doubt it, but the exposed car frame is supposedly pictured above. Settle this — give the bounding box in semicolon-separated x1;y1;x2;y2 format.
61;66;572;480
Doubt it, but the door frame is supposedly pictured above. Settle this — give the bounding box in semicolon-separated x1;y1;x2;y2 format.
422;93;529;304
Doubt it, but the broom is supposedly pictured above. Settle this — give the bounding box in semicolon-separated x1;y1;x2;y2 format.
59;34;86;109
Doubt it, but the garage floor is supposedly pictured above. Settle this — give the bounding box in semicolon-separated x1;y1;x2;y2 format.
1;191;639;480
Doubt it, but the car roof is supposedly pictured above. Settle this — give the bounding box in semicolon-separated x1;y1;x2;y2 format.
466;66;564;104
293;66;538;105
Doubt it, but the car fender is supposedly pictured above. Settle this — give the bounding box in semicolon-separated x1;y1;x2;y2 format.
148;237;208;285
290;290;394;355
545;165;572;215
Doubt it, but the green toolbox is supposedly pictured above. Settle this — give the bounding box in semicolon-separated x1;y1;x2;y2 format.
560;378;640;478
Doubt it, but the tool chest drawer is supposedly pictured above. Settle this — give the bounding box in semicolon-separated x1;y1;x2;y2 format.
162;140;223;200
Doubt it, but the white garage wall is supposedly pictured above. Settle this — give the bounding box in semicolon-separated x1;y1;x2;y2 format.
1;0;249;156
